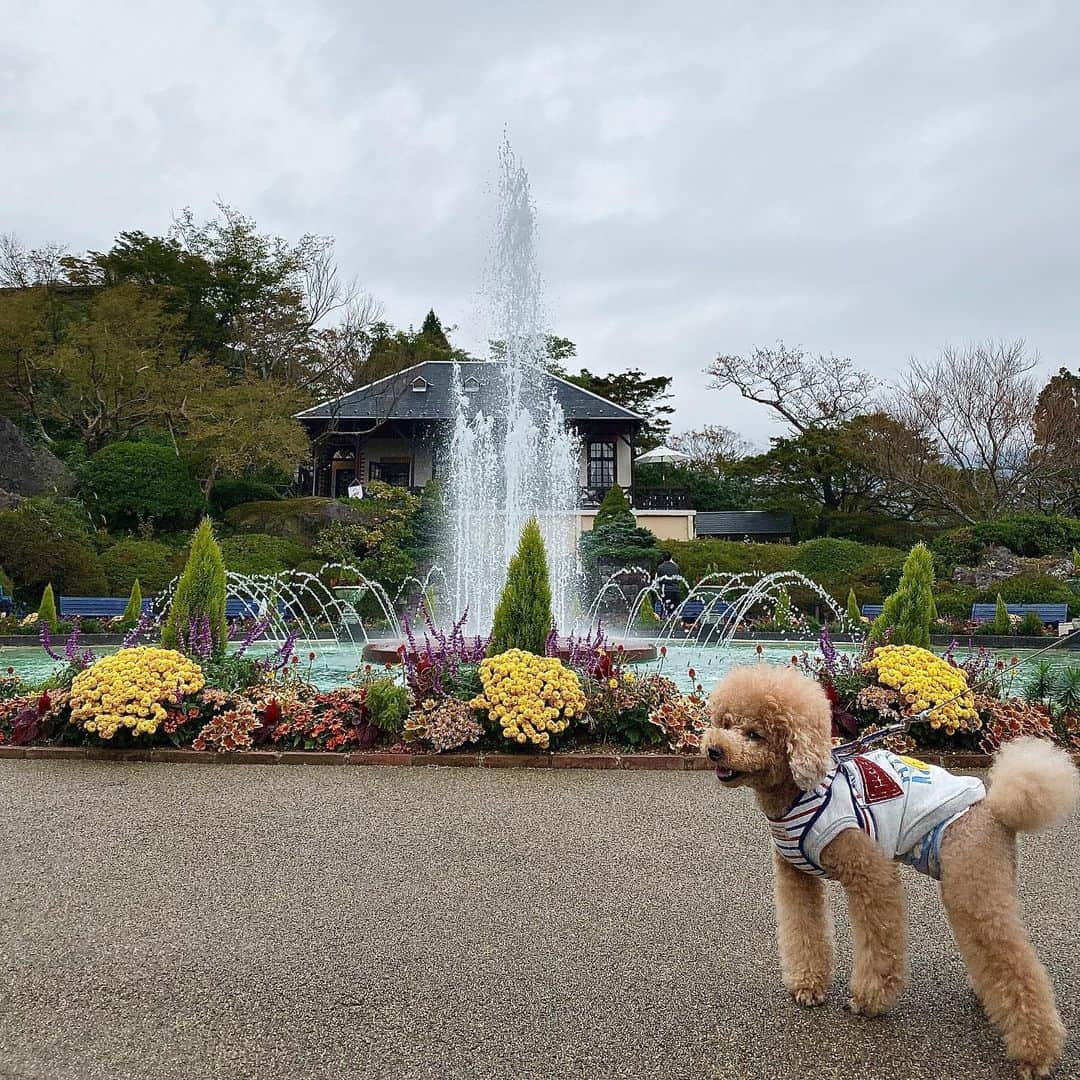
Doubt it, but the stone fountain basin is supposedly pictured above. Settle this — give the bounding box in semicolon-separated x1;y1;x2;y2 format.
362;638;658;665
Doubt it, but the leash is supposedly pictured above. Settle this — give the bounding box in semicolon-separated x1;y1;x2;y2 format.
831;625;1080;761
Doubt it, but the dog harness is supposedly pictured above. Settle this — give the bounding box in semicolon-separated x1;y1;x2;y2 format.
768;750;985;880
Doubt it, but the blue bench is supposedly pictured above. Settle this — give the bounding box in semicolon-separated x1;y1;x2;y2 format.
861;604;884;618
58;597;295;621
677;598;734;623
225;599;299;620
970;603;1068;626
59;596;153;619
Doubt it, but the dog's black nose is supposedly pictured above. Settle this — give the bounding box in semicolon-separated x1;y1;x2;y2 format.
707;747;722;763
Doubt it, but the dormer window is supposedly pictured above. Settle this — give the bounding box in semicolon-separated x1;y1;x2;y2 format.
411;377;430;393
462;375;481;394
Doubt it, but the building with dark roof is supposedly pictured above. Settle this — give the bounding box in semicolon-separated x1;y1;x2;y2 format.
295;360;696;538
694;511;794;542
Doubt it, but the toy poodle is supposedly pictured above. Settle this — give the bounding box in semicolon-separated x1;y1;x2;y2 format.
702;663;1079;1078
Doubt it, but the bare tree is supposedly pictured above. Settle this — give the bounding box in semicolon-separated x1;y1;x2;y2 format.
707;340;877;432
669;425;754;475
0;234;69;288
885;340;1045;522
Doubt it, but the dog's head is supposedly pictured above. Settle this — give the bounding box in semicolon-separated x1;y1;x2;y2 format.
700;664;833;793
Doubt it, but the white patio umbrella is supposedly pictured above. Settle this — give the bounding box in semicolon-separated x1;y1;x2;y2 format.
634;445;690;485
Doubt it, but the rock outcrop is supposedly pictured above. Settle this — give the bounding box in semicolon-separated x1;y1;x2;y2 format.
0;418;74;506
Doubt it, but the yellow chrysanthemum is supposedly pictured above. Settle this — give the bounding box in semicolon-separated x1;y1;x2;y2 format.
863;645;976;734
470;649;585;748
69;647;204;741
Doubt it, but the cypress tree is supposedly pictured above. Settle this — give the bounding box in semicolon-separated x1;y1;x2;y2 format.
121;578;143;628
161;518;227;655
846;587;861;623
489;518;553;656
992;593;1011;635
37;583;58;632
870;543;935;648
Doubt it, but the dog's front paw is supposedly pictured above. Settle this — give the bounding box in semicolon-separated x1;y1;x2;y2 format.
844;988;897;1018
789;985;828;1007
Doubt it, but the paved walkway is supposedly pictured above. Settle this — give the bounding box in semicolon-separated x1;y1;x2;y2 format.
0;761;1076;1080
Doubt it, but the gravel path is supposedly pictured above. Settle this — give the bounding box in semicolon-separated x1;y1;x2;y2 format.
0;761;1076;1080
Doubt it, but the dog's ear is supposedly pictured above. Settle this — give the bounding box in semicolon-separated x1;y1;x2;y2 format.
777;702;833;790
790;725;829;794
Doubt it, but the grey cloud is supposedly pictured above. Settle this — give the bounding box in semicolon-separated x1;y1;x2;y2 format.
4;0;1078;442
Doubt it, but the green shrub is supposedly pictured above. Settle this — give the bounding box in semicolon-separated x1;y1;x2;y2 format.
933;514;1080;569
771;588;794;631
365;678;411;734
37;583;58;632
1017;611;1045;637
667;540;796;583
100;539;180;595
931;582;978;621
209;477;282;517
593;485;634;528
79;442;205;529
161;519;227;655
992;593;1011;635
871;543;936;648
792;538;874;577
0;497;106;600
490;518;552;656
219;534;307;576
121;579;143;628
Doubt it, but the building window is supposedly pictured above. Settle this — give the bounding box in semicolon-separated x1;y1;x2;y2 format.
369;460;412;487
587;441;616;491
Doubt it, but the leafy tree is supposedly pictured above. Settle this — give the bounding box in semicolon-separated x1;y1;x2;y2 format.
37;583;58;631
580;488;660;586
635;462;752;512
418;310;451;353
121;579;143;628
560;368;674;448
669;425;753;474
489;518;553;656
161;519;227;655
209;476;283;516
847;588;861;623
870;543;936;648
179;374;310;496
992;594;1012;635
79;441;204;529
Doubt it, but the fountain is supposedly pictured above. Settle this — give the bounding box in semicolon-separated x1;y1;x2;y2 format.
442;137;581;635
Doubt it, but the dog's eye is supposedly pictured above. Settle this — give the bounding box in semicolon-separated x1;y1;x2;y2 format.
745;730;763;742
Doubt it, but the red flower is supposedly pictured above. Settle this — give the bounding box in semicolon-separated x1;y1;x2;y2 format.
308;651;316;662
755;644;763;655
291;655;299;665
660;646;667;657
688;668;696;680
790;655;799;665
37;691;51;714
263;699;282;725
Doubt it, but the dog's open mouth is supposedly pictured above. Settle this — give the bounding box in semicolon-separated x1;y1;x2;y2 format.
714;766;742;782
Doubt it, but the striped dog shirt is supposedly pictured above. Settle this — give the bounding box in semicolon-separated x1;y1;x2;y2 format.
768;750;985;880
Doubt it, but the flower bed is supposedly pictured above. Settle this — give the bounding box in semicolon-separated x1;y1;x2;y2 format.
0;621;1075;762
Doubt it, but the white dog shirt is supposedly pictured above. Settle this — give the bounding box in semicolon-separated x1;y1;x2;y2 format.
768;750;985;879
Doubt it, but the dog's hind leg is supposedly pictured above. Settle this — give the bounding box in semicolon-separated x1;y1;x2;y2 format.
939;803;1064;1079
820;829;909;1016
773;851;834;1005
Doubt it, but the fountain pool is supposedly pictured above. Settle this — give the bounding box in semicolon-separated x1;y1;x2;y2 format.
0;640;1046;696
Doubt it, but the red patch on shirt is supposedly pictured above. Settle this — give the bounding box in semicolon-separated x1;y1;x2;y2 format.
853;755;904;803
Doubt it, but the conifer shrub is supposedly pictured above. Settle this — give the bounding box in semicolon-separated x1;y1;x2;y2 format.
37;583;59;632
489;518;553;656
870;543;936;648
121;579;143;628
992;593;1012;635
161;519;227;655
846;587;861;623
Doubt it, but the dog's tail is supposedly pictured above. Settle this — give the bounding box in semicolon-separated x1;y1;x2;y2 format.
985;737;1079;833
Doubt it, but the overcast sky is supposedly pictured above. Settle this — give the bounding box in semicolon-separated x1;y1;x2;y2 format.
5;2;1079;445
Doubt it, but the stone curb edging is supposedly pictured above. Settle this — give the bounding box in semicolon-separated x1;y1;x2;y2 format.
2;744;1071;770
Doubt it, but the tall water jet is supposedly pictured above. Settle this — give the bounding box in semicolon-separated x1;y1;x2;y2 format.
444;138;580;633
